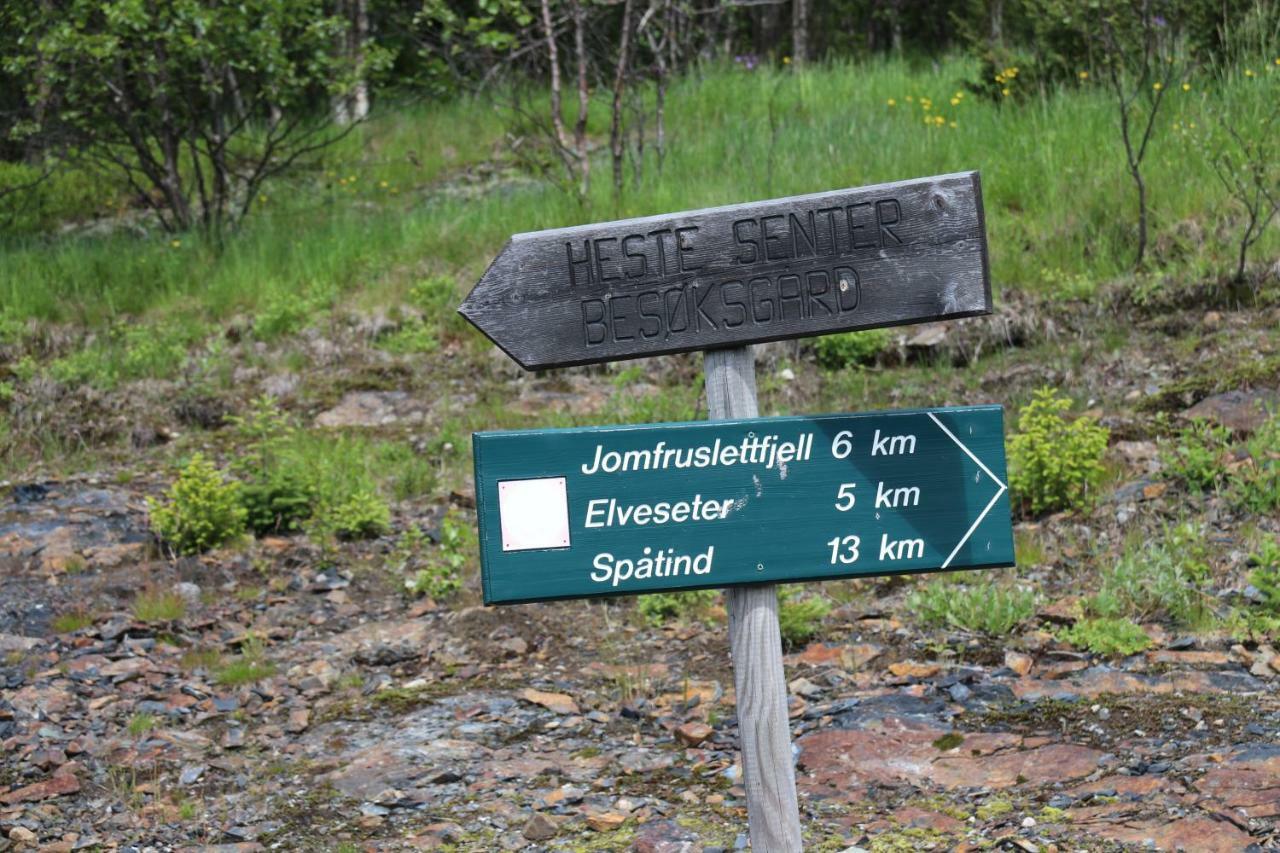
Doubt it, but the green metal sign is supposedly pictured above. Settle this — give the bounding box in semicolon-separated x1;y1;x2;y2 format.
473;405;1014;605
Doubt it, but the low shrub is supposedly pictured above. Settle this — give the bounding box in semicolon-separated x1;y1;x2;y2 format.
1088;523;1214;629
777;587;831;647
320;490;391;540
148;453;246;555
228;398;316;535
1247;537;1280;614
908;576;1037;635
1160;419;1233;493
813;328;891;369
1057;617;1152;656
403;514;471;600
1232;416;1280;514
1008;387;1109;515
636;589;718;626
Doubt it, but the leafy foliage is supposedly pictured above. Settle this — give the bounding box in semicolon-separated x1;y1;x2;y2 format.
227;396;315;536
813;329;891;369
636;589;718;627
3;0;384;233
1231;415;1280;514
1008;387;1109;515
1160;418;1233;493
148;453;246;555
908;576;1037;635
777;587;832;647
1057;617;1153;656
1088;523;1215;628
404;513;472;600
1248;537;1280;614
318;490;392;541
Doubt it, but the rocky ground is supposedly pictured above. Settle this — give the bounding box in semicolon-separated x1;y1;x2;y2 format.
2;282;1280;851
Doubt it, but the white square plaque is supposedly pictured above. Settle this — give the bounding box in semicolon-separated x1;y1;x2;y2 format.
497;477;571;552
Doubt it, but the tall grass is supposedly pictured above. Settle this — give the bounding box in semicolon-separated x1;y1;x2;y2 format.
1;56;1275;327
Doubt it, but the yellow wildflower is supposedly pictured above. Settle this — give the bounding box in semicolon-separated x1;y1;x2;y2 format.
1002;88;1010;97
1245;69;1255;77
1152;81;1163;91
379;180;389;189
782;56;791;64
1078;70;1089;80
887;98;896;106
1182;82;1190;91
949;121;958;129
259;194;268;203
170;240;181;248
950;97;960;106
906;95;914;102
954;91;964;99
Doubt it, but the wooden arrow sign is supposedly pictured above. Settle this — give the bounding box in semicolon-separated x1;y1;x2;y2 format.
459;171;990;370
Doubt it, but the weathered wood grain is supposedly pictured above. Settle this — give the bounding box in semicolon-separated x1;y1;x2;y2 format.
460;171;991;370
706;346;803;852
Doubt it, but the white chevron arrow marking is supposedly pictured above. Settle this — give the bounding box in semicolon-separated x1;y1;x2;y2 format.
927;412;1008;569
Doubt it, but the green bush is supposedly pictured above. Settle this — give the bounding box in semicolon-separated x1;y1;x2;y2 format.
777;587;831;647
403;514;471;600
377;324;439;355
0;161;120;235
227;396;315;535
636;589;718;626
1232;416;1280;514
908;577;1037;635
1247;538;1280;614
813;328;891;369
1057;617;1152;656
1008;387;1109;515
320;490;391;540
1160;419;1233;493
409;275;458;315
148;453;246;555
1089;523;1214;628
240;470;316;536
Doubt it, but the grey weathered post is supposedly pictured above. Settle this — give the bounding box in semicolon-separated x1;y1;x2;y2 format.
704;345;804;852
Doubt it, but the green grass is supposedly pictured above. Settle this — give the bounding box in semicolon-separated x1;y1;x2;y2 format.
126;712;158;738
51;609;94;633
215;637;276;687
2;56;1276;330
131;591;187;623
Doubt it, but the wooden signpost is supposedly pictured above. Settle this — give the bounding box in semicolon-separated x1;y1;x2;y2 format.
460;172;990;370
459;171;1013;851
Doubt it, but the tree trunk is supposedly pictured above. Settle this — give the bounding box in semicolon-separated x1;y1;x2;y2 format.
571;0;591;198
890;0;903;55
610;0;635;197
332;0;369;126
988;0;1004;47
351;0;370;122
791;0;809;65
538;0;575;186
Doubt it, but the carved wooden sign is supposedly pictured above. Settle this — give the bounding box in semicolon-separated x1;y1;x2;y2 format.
459;171;990;370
